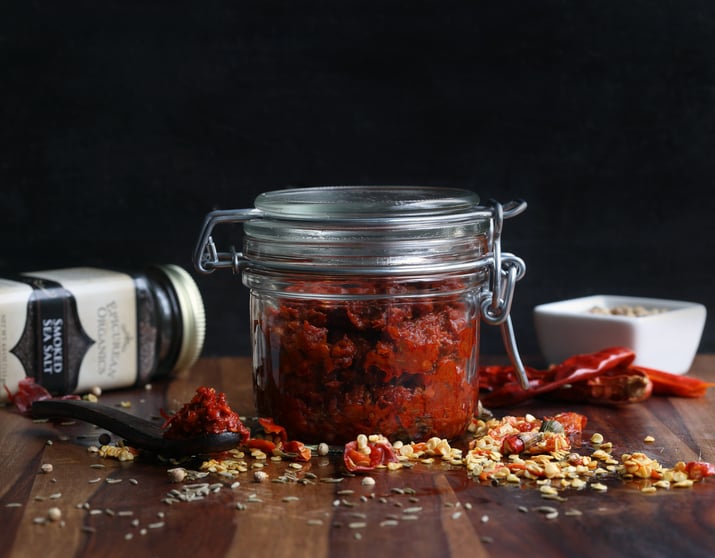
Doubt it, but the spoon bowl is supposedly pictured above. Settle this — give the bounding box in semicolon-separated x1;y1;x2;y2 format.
31;399;244;457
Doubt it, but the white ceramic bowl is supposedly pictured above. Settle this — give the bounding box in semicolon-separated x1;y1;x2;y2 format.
533;295;707;374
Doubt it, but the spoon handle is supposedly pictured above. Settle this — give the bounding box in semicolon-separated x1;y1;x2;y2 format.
31;398;165;446
31;399;243;456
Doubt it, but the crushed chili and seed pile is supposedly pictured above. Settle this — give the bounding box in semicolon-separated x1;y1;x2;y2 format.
181;408;714;498
10;373;715;550
333;411;714;493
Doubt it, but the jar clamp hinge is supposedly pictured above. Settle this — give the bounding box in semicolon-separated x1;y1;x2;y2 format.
194;208;262;274
480;200;530;390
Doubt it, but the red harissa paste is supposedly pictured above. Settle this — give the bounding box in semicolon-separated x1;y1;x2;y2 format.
162;386;250;442
253;278;479;444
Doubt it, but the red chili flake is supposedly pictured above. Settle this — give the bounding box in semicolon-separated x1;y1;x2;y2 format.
4;377;79;415
245;417;311;462
343;435;399;472
685;461;715;480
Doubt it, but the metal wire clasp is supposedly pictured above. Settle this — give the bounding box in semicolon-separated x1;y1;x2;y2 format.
480;200;530;389
193;209;263;274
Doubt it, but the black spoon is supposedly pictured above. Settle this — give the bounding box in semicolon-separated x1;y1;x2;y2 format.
31;399;244;457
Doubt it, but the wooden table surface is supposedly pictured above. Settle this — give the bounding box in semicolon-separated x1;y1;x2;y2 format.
2;355;715;558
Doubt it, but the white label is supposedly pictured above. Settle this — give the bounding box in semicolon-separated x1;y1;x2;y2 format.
0;278;33;401
27;268;138;392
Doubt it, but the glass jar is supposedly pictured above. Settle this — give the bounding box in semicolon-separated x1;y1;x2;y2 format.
0;264;205;400
194;186;527;443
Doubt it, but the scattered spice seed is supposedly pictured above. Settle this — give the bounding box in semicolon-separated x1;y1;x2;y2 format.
40;463;53;474
47;507;62;522
167;468;187;483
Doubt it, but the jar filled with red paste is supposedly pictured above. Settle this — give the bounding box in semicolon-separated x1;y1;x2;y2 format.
194;186;527;444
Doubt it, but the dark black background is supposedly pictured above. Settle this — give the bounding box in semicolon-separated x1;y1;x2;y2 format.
2;1;714;359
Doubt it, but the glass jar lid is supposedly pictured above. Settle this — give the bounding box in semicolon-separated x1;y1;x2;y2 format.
194;186;526;275
252;185;480;221
243;186;495;274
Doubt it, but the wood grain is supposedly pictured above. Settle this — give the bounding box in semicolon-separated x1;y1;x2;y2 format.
2;356;715;558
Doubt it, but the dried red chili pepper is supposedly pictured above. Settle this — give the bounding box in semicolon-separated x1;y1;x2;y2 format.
480;348;714;408
632;366;715;398
547;367;654;405
480;347;636;407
